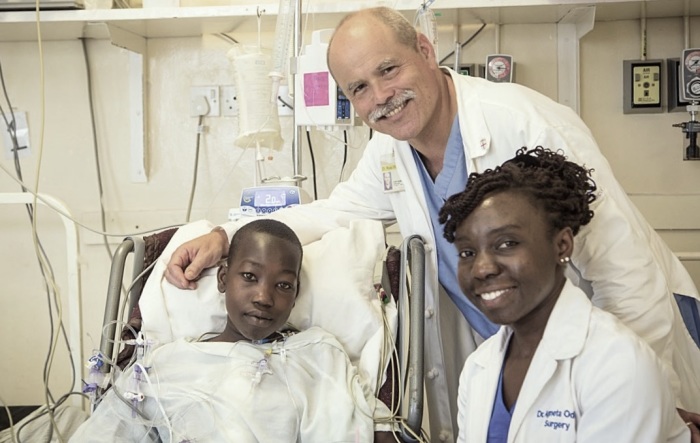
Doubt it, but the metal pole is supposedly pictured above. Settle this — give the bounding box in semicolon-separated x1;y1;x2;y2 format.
292;0;303;182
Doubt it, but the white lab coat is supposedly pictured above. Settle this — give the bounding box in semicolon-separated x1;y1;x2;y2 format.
70;327;376;442
456;280;690;443
223;68;700;442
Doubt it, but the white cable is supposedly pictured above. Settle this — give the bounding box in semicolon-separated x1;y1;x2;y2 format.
0;162;183;238
0;392;18;443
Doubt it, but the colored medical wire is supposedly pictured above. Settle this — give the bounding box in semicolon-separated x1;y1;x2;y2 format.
340;129;348;182
305;129;318;200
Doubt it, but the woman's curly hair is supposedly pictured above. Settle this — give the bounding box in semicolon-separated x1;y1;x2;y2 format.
439;147;598;242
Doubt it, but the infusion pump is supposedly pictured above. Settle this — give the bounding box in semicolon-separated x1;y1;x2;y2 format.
228;186;301;221
294;29;358;128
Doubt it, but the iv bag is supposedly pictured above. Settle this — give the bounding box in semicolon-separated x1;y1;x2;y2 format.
228;46;283;150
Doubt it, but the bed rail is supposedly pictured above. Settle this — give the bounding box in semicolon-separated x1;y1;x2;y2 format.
98;236;145;374
398;235;426;442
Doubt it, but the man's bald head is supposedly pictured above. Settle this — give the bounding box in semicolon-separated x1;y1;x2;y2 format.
327;7;418;75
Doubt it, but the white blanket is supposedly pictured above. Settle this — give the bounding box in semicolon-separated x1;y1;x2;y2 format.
71;327;377;442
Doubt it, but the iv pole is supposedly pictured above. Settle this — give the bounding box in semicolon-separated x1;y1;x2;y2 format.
292;0;303;184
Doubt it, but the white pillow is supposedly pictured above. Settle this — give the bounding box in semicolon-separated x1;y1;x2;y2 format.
138;219;395;386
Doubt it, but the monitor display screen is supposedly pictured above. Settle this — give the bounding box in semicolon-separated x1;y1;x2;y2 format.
253;189;287;207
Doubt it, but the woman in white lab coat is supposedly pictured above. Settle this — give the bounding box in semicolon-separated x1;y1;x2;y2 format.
441;147;689;443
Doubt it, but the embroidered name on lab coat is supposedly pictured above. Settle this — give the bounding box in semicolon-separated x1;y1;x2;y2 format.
536;409;576;431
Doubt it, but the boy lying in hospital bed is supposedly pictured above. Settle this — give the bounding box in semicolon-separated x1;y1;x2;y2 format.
70;219;395;442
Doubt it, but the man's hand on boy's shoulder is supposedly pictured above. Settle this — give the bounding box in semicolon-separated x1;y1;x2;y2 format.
678;408;700;442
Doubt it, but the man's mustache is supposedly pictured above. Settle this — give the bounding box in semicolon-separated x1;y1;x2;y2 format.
368;90;416;123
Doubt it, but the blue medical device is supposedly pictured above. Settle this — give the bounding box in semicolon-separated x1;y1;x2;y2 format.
239;186;301;216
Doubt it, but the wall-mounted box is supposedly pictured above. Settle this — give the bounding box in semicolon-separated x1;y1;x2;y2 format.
623;59;664;114
680;48;700;102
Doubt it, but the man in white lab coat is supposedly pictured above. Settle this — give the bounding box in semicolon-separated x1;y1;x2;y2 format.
165;7;700;442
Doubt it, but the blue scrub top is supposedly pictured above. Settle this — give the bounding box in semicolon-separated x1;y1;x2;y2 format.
487;362;514;443
411;116;499;340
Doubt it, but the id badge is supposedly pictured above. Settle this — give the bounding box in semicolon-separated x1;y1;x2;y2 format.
381;153;405;193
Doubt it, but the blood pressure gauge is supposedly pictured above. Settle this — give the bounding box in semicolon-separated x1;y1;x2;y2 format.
685;50;700;74
486;54;514;83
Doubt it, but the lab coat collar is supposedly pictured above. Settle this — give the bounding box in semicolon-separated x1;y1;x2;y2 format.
389;138;435;240
443;67;492;162
539;279;592;360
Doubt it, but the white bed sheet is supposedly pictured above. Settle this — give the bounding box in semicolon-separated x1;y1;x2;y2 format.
71;327;377;442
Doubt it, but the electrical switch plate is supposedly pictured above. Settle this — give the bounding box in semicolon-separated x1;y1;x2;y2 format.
2;111;31;160
623;60;663;114
190;86;220;117
221;85;238;117
277;84;294;117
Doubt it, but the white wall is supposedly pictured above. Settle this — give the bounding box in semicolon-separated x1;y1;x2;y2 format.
580;17;700;282
1;7;699;407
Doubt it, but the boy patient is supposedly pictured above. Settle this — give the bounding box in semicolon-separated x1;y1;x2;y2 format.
439;147;690;443
71;219;382;442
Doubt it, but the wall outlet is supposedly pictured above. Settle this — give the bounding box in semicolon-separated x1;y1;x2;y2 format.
190;86;220;117
221;85;238;117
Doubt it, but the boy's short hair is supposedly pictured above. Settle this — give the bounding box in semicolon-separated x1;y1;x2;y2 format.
228;219;303;265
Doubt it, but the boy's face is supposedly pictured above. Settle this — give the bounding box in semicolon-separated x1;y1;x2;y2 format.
217;232;301;342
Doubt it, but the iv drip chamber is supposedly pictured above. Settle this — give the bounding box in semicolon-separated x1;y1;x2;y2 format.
269;0;295;103
415;5;439;63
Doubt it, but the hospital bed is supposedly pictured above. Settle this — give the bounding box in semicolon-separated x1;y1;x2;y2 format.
95;219;427;442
